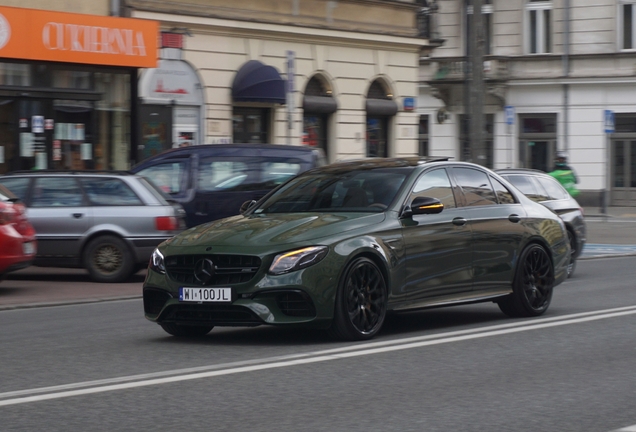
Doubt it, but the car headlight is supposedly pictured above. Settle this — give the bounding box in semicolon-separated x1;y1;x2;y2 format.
269;246;328;275
150;248;166;274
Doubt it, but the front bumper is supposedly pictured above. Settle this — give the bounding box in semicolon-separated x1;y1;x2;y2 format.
142;254;339;329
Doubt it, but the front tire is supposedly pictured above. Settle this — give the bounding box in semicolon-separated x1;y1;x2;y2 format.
160;323;214;337
84;235;135;283
328;257;387;341
498;244;554;317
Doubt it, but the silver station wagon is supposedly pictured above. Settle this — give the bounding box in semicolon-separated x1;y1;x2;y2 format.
0;171;186;283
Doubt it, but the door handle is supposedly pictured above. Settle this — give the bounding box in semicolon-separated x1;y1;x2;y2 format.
508;214;521;223
72;213;83;219
452;217;467;226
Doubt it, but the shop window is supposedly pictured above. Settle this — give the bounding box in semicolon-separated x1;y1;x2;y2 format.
233;108;269;143
52;70;91;89
526;1;552;54
0;62;30;86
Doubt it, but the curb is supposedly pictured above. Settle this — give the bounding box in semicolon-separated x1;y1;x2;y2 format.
0;295;141;312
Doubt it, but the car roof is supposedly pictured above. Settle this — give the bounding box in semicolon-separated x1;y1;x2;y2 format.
495;168;549;176
0;170;138;177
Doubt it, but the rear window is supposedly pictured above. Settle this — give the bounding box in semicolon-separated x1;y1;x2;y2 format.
503;175;549;202
80;177;143;206
30;177;84;207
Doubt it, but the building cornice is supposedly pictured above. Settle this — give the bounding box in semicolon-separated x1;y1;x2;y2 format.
131;10;428;51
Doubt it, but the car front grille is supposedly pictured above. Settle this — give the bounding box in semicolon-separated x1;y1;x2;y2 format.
165;254;261;286
160;304;262;326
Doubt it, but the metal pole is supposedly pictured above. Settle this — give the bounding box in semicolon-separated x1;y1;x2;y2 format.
469;0;485;166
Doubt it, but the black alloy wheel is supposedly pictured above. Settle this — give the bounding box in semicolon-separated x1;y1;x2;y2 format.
329;257;387;341
160;322;214;337
566;230;577;278
498;244;554;318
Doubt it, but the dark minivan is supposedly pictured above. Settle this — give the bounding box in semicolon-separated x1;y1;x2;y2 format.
131;143;326;228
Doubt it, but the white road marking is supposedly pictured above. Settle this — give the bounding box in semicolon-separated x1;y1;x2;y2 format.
2;305;636;407
611;426;636;432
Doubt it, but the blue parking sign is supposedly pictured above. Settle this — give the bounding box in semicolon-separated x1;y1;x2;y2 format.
505;106;515;125
604;109;615;134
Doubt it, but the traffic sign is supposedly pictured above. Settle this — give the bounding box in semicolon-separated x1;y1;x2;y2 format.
604;109;615;134
505;106;515;125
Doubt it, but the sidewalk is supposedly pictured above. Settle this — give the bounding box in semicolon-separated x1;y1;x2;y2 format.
582;206;636;247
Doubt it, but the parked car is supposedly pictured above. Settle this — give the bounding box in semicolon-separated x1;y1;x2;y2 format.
496;168;586;278
0;184;37;281
130;143;326;228
143;158;570;340
0;171;186;283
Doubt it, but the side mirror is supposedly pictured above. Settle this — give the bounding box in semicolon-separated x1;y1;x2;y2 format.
240;200;257;214
410;196;444;215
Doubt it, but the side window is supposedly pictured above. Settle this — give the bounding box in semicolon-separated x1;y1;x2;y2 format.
31;177;84;207
410;168;456;209
136;161;187;194
80;178;143;206
504;175;549;202
0;177;30;201
261;160;302;187
490;177;516;204
536;176;569;200
198;158;251;191
453;167;497;207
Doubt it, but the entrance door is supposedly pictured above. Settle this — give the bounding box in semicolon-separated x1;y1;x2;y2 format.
139;105;172;162
520;140;555;173
611;140;636;206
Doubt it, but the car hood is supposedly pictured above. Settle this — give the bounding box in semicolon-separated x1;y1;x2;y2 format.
166;212;386;248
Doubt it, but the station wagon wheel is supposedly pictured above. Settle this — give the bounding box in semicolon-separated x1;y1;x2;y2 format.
160;323;214;337
328;257;387;341
84;235;135;283
498;244;554;318
566;230;577;278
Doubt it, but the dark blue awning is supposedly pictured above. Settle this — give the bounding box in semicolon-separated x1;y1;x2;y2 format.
231;60;286;104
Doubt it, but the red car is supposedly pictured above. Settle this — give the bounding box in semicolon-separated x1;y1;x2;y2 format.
0;184;37;281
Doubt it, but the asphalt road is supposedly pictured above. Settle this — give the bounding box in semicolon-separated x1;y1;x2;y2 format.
1;256;636;432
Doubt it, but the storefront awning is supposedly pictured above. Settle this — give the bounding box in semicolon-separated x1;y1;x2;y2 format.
232;60;286;104
366;99;398;116
303;95;338;114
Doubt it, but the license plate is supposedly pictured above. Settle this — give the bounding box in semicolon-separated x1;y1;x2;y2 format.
23;242;35;255
179;287;232;302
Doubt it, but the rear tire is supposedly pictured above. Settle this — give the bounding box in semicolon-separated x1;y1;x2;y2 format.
566;230;577;278
160;323;213;337
498;244;554;318
328;257;387;341
84;235;135;283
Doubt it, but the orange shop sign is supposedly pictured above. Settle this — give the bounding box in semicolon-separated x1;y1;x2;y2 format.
0;6;158;68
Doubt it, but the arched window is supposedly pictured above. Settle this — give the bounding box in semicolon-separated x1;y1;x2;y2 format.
302;75;337;159
365;79;397;158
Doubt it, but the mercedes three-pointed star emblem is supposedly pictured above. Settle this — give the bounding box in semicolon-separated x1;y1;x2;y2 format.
194;258;215;284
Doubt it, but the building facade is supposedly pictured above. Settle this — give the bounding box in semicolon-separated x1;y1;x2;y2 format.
126;0;427;163
419;0;636;206
0;1;158;173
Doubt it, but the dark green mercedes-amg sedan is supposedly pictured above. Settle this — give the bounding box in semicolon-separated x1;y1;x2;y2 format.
143;158;570;341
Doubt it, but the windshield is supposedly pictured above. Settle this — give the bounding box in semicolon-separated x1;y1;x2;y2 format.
253;167;409;214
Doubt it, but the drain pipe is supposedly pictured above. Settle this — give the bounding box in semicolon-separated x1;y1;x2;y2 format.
110;0;121;16
562;0;570;153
